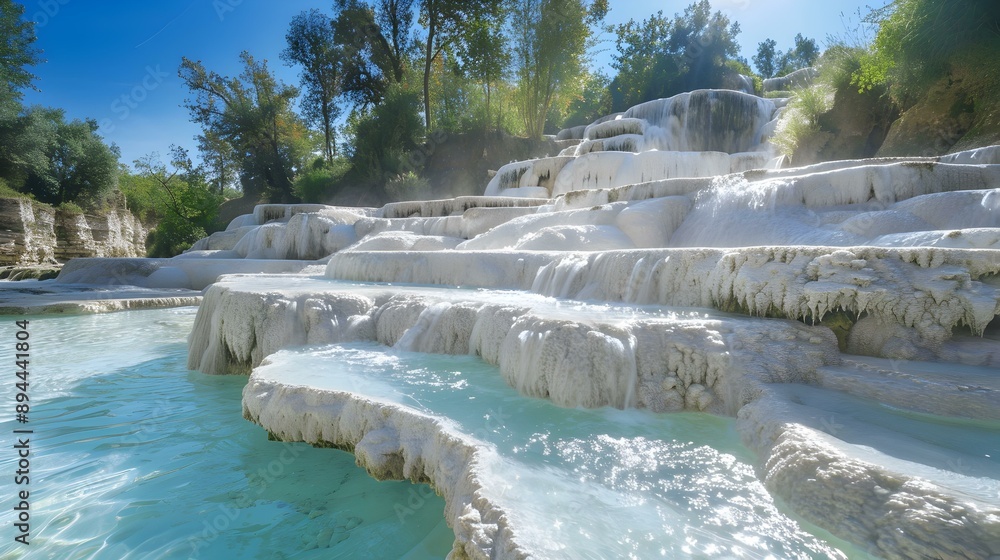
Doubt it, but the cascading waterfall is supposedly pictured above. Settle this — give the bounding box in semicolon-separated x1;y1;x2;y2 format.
6;83;1000;559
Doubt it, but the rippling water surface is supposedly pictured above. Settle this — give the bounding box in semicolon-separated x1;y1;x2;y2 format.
0;308;452;559
259;344;876;560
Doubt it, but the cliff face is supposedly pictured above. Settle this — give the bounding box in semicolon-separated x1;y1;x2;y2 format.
0;198;146;266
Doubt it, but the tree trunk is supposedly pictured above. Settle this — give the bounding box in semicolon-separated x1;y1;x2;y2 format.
423;13;435;131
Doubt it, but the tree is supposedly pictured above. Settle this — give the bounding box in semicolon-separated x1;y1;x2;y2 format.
609;10;675;110
48;117;120;206
458;9;511;131
609;1;741;111
561;70;612;128
283;9;342;163
179;52;314;202
0;107;119;206
753;38;778;78
774;33;819;76
0;0;42;106
345;83;424;184
196;128;238;195
511;0;606;138
418;0;497;130
332;0;412;109
131;147;224;257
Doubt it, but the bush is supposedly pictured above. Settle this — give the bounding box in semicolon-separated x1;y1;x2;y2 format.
853;0;1000;104
384;172;430;202
147;217;207;258
293;158;350;203
771;84;834;164
0;178;29;200
347;84;424;183
145;183;222;257
818;43;866;92
55;201;84;215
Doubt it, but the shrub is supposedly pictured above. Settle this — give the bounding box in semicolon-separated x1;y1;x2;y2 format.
55;201;84;215
147;217;207;258
346;84;424;183
771;84;834;163
293;158;351;203
0;178;29;200
853;0;1000;104
384;172;430;202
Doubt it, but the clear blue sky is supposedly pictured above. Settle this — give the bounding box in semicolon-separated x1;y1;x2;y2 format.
18;0;885;168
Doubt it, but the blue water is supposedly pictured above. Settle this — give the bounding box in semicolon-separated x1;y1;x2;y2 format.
258;344;873;560
0;309;452;559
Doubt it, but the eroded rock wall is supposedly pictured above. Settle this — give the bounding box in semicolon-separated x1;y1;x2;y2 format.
0;198;146;265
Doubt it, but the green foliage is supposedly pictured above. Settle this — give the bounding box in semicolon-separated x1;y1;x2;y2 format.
419;0;499;130
560;71;613;128
456;7;511;131
609;1;742;111
293;158;351;202
180;52;314;202
118;164;161;223
283;9;343;163
754;34;819;80
511;0;601;138
777;34;819;76
0;177;28;199
771;84;833;162
0;0;42;102
345;83;424;183
853;0;1000;103
753;39;778;78
817;43;866;91
384;171;430;201
148;215;207;258
333;0;413;108
55;201;83;215
0;106;120;207
132;149;225;257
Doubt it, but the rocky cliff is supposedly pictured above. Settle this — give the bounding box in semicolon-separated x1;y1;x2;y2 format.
0;198;146;266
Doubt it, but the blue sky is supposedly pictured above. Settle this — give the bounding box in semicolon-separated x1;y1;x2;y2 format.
18;0;884;168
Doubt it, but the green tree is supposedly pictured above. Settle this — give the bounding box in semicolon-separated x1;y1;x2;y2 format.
179;52;314;202
457;8;511;131
418;0;498;130
332;0;413;109
344;82;424;184
0;107;119;206
511;0;606;138
609;10;675;110
609;1;741;111
196;128;238;195
775;33;819;76
561;70;612;128
132;147;224;257
753;38;778;78
0;0;42;106
283;9;342;163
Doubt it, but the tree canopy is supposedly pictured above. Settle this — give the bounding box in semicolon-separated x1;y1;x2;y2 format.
282;9;343;163
0;0;42;107
179;52;314;202
608;1;742;111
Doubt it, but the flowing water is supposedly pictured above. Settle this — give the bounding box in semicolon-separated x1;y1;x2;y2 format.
0;308;452;559
254;342;876;559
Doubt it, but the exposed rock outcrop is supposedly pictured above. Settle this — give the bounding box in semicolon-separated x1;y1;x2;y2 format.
0;198;146;266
